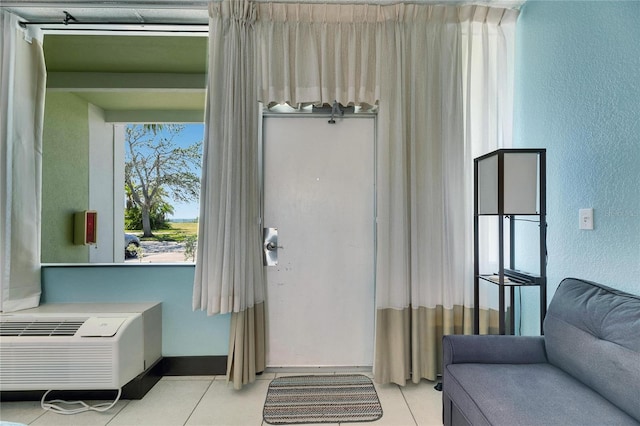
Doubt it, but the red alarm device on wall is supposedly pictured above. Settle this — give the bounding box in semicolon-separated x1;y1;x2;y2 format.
74;210;97;245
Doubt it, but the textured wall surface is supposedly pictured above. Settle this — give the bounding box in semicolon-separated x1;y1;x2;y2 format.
40;0;639;351
42;266;230;356
42;92;90;263
40;95;230;355
514;0;640;333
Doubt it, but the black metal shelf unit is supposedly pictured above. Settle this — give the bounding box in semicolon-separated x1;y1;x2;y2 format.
473;149;547;335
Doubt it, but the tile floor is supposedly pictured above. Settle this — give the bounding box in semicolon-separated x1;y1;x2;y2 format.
0;371;443;426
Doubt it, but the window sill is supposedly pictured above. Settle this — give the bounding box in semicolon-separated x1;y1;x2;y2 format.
41;263;196;267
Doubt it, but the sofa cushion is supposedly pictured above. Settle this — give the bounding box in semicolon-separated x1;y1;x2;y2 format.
444;363;639;426
544;278;640;421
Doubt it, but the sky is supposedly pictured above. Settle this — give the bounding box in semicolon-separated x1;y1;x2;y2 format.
169;123;205;220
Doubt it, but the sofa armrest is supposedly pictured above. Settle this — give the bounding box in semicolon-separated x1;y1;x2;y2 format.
443;335;547;366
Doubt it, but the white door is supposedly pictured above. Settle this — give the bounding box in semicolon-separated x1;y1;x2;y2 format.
263;115;375;367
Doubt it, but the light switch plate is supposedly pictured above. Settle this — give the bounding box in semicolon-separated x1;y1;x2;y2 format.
579;208;594;230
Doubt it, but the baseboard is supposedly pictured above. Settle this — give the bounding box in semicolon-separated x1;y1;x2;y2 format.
162;355;227;376
122;357;164;399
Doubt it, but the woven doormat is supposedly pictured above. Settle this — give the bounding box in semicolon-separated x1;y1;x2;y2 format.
263;374;383;424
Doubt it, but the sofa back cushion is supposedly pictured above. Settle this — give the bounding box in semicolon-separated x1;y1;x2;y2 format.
544;278;640;421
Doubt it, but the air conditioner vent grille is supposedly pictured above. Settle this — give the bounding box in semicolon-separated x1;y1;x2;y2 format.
0;319;87;337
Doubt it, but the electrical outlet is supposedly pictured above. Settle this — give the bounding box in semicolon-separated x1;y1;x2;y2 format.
579;208;594;230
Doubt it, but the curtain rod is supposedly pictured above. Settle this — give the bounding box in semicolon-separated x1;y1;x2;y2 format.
17;23;210;35
8;0;523;12
18;11;208;31
15;0;522;29
18;21;208;28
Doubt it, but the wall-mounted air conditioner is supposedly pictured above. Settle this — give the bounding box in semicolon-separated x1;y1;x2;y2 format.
0;313;144;391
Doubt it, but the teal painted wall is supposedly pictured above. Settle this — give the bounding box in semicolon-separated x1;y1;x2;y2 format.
42;266;230;356
39;76;228;358
514;0;640;333
40;0;639;352
39;41;228;358
42;92;90;263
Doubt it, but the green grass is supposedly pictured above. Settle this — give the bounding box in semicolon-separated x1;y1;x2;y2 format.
126;222;198;243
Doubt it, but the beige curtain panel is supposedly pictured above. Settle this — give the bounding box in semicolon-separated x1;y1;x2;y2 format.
193;0;266;390
195;0;517;388
374;4;518;386
0;12;46;313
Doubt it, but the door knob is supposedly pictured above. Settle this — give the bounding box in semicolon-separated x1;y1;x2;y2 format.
263;227;281;266
266;241;283;251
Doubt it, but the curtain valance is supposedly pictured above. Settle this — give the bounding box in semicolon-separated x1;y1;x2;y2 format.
256;3;381;106
255;3;515;108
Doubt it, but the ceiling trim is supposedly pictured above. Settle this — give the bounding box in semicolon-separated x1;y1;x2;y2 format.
1;1;209;9
47;72;206;91
105;109;204;123
3;0;524;12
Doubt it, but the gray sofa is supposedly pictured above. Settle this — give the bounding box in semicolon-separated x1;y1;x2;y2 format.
442;277;640;425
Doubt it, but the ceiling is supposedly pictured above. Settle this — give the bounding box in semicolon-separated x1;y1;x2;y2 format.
2;2;209;122
44;35;207;73
43;35;208;121
2;0;523;121
2;0;523;24
0;1;210;26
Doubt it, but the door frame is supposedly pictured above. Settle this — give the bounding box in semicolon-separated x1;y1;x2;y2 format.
259;108;378;367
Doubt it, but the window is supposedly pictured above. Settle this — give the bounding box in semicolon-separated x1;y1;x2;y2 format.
40;34;207;264
123;123;203;264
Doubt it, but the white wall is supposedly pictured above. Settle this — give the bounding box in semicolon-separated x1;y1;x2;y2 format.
88;104;124;262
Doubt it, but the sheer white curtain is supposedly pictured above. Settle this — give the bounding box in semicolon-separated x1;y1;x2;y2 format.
462;6;518;319
0;12;46;313
374;5;465;385
374;5;519;385
193;1;265;389
195;0;518;388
